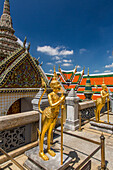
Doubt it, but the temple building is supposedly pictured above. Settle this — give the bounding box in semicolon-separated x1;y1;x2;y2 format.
78;72;113;100
0;0;49;116
46;67;113;100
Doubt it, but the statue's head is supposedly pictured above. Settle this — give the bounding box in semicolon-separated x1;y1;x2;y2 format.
50;66;61;91
101;79;107;90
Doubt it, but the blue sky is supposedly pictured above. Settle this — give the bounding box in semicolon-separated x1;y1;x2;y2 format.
1;0;113;74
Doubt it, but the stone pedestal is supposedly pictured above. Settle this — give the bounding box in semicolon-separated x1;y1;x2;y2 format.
90;121;113;134
31;88;49;131
64;89;79;131
24;146;72;170
32;88;49;112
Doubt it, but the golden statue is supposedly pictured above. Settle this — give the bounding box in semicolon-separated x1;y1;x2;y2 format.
94;79;109;122
38;67;65;161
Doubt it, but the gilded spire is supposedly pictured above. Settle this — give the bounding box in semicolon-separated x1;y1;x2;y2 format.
53;66;57;80
84;67;93;100
3;0;10;15
50;66;60;89
88;67;89;76
74;66;77;74
102;78;106;88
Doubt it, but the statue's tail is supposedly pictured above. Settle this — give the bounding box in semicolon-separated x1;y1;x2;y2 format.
37;128;41;147
38;88;47;114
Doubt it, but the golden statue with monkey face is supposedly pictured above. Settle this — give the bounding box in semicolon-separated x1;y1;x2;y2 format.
38;67;65;161
95;80;109;122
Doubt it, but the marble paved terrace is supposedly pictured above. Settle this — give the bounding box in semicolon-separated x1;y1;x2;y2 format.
1;113;113;170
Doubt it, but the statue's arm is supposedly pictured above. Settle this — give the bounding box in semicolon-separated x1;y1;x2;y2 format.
101;90;109;99
48;94;65;107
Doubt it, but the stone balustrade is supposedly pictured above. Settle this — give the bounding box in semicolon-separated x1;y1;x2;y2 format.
64;89;109;131
78;100;109;122
0;111;39;154
79;100;96;120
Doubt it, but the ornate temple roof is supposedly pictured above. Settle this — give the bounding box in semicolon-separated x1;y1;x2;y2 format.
0;41;49;89
0;0;21;61
46;66;85;92
47;67;113;100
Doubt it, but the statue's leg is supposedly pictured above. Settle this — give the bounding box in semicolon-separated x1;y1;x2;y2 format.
99;104;104;122
47;117;57;157
98;105;101;122
39;117;52;161
95;108;98;121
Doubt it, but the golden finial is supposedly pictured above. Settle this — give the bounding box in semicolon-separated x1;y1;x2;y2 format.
82;66;85;74
74;66;77;74
101;77;107;89
102;78;105;86
88;67;89;76
23;37;27;48
53;66;57;79
50;66;60;89
58;65;61;71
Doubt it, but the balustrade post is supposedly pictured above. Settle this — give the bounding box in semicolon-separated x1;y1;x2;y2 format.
79;111;82;131
99;133;107;170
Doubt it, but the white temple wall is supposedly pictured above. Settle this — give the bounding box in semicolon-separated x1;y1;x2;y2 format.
0;91;37;116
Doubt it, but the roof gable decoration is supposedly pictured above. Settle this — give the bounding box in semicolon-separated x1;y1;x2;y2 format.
0;55;42;88
58;65;78;86
46;66;85;93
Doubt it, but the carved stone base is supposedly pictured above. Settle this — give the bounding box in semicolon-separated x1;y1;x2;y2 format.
98;166;109;170
90;121;113;134
24;146;72;170
64;119;79;131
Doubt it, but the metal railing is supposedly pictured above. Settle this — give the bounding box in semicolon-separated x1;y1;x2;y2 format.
0;147;25;170
56;129;107;170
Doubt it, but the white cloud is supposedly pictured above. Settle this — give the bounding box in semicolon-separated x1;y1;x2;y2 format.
46;62;53;65
56;60;62;64
107;50;110;54
63;59;72;63
37;45;73;56
109;56;113;59
17;38;23;46
77;65;81;68
79;48;87;54
104;70;111;73
94;70;99;73
52;56;60;60
62;63;73;67
59;49;73;55
105;63;113;68
49;69;53;73
17;38;28;47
